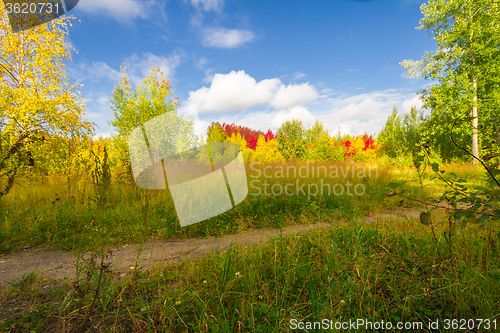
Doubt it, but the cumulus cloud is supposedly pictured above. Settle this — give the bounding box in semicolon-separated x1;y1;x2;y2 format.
401;94;424;114
196;89;425;138
185;70;424;138
318;89;425;136
188;70;281;113
187;70;319;114
76;0;152;22
272;106;316;128
202;27;255;48
270;83;318;110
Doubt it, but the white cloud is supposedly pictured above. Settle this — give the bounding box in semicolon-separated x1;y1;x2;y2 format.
187;70;320;114
319;88;336;97
191;0;224;12
318;89;425;136
196;89;425;138
202;27;255;48
185;69;425;138
272;106;316;128
401;94;424;114
123;51;184;86
79;61;121;82
293;72;306;80
83;93;114;131
70;60;121;85
270;83;318;110
203;68;215;84
196;57;208;69
76;0;151;22
189;70;280;113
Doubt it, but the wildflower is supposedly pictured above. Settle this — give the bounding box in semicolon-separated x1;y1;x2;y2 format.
340;300;345;305
203;280;207;284
235;272;241;278
258;295;263;300
422;142;429;148
175;301;181;305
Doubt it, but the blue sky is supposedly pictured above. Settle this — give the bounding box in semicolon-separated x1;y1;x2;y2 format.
63;0;437;139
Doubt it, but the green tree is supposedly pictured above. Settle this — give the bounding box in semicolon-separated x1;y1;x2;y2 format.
378;105;426;159
276;119;305;160
109;66;198;182
377;106;405;158
303;120;334;161
401;0;500;164
206;122;227;143
0;5;94;199
403;106;425;157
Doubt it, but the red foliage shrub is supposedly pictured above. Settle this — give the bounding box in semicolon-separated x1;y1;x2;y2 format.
363;134;375;151
208;122;276;150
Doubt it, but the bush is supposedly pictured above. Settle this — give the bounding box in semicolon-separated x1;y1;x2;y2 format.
253;135;283;163
226;133;248;152
303;121;335;161
277;119;306;160
378;105;424;160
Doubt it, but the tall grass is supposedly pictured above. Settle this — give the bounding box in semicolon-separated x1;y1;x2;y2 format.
0;160;443;253
1;159;498;332
1;216;499;332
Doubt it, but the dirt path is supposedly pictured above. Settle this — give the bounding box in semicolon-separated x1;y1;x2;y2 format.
0;208;427;288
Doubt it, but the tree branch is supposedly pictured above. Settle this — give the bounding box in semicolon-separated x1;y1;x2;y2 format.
393;192;500;219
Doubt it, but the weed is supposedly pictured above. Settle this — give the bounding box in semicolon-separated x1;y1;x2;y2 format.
6;270;39;289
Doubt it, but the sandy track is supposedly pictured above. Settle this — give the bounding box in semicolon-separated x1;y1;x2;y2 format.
0;208;426;288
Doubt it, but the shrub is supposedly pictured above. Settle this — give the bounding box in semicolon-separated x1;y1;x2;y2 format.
276;119;306;160
253;135;283;163
303;121;335;161
378;105;424;159
226;133;248;152
207;122;227;142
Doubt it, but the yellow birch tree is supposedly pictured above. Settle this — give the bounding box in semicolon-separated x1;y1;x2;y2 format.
0;4;94;198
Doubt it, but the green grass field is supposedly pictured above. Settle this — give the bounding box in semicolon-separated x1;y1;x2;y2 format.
0;160;499;332
0;161;412;253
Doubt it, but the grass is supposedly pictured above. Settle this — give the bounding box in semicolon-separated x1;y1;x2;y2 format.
0;160;440;253
1;215;499;332
0;158;498;332
6;270;39;289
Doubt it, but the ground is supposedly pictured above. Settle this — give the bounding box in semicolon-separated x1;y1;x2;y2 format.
0;206;440;289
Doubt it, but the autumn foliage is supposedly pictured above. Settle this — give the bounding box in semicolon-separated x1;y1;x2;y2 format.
207;122;276;150
207;120;378;162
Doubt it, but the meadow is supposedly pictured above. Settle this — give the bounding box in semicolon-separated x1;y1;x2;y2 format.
1;158;499;332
